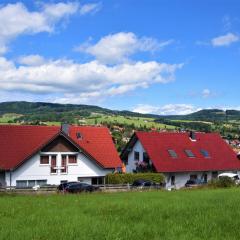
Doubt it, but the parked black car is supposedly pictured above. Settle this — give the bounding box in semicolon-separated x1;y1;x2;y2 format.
65;183;99;193
57;181;78;192
131;179;157;188
185;179;206;188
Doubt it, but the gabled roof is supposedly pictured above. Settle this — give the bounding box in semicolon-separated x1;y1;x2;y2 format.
122;131;240;172
0;125;121;170
68;126;121;168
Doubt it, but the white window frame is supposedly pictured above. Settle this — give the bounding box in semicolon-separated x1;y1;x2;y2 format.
50;155;58;175
39;152;78;175
67;154;78;166
39;154;50;166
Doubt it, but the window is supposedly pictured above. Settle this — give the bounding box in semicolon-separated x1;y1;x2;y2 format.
16;180;47;188
212;171;218;179
184;149;195;158
76;132;82;139
51;155;57;174
202;174;208;183
200;149;210;158
168;149;178;158
143;152;150;164
36;180;47;186
28;180;36;187
134;151;139;161
91;177;104;185
40;155;49;165
16;180;27;188
190;175;197;180
61;155;67;174
68;155;77;164
171;176;175;185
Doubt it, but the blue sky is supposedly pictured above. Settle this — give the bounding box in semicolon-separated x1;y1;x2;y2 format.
0;0;239;115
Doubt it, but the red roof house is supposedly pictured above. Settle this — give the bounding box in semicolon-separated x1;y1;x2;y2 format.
0;125;121;187
121;131;240;188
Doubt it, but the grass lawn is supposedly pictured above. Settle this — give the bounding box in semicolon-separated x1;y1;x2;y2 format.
0;189;240;240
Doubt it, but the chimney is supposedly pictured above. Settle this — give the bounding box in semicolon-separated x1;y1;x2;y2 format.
189;131;196;141
61;123;70;136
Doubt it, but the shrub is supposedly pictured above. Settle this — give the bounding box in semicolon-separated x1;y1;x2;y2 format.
105;173;165;184
208;177;235;188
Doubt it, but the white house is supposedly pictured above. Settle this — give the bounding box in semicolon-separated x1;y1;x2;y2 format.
0;124;122;188
121;131;240;189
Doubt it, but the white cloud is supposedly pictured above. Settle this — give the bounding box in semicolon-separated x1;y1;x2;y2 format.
79;2;102;15
43;2;79;19
211;33;239;47
17;55;45;66
133;104;201;115
75;32;173;64
0;56;183;103
0;2;98;54
202;89;211;98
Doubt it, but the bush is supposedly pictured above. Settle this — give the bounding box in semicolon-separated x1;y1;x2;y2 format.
105;173;165;184
208;177;235;188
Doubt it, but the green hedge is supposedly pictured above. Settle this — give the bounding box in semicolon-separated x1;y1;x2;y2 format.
105;173;165;184
208;177;235;188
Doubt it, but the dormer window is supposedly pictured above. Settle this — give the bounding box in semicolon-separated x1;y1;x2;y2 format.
185;149;195;158
168;149;178;158
200;149;210;158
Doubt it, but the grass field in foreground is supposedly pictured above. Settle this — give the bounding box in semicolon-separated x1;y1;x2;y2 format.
1;189;240;240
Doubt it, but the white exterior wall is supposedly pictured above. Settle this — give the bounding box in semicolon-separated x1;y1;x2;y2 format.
125;140;240;189
126;140;147;172
164;172;212;189
5;151;113;186
164;171;240;189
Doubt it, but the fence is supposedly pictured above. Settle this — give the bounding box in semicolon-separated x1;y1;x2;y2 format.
0;184;163;194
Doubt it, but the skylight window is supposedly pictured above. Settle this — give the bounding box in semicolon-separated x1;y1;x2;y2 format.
76;132;82;139
184;149;195;158
168;149;178;158
200;149;210;158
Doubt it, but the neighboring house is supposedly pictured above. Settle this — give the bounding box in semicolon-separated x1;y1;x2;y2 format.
0;125;122;188
121;131;240;189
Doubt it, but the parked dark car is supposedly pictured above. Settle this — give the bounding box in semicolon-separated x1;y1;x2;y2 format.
57;181;78;192
185;179;206;188
65;183;99;193
131;179;157;188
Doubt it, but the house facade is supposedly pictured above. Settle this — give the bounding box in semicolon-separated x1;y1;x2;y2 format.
121;131;240;189
0;125;122;188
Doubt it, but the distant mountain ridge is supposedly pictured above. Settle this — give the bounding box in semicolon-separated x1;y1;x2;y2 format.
0;101;240;122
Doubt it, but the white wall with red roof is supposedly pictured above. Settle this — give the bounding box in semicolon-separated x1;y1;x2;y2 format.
124;132;240;189
5;151;113;187
126;140;146;173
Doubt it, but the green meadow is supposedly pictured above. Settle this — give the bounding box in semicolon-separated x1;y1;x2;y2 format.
1;189;240;240
86;115;176;130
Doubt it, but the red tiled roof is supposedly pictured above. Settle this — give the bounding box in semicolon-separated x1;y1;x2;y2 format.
0;125;121;170
0;125;60;170
135;131;240;172
69;126;121;168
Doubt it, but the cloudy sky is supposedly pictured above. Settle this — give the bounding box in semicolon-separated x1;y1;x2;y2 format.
0;0;239;115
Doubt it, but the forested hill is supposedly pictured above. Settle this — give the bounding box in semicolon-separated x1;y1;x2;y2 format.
161;109;240;122
0;101;159;120
0;102;240;122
